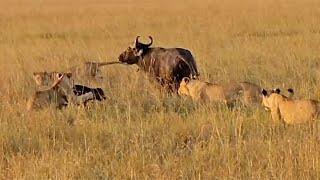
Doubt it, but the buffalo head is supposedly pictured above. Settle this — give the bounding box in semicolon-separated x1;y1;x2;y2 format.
118;36;153;64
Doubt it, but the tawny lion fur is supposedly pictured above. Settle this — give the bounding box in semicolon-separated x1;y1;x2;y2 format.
27;73;93;111
262;89;320;124
32;71;59;87
178;77;262;106
32;61;110;86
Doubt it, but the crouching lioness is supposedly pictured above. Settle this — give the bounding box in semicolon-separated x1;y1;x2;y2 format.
27;73;94;111
261;88;320;124
178;77;261;106
32;71;106;102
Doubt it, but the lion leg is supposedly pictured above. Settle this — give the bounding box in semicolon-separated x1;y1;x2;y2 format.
271;108;282;123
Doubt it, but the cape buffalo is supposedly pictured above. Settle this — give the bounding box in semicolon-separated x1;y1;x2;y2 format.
118;36;199;92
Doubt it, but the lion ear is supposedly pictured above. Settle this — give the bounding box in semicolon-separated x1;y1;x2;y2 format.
261;89;268;96
66;72;72;78
287;88;294;98
287;88;294;94
33;72;40;78
272;88;280;94
33;72;44;76
56;73;63;79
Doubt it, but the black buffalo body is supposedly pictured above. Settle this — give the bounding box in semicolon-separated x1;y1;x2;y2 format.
118;36;199;92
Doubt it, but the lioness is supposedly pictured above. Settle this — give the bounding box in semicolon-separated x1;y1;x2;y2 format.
261;88;320;124
32;71;106;102
27;73;94;111
33;71;59;87
178;77;243;106
178;77;262;106
33;61;117;86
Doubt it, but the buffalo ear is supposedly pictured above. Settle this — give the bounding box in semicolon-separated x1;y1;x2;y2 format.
272;88;280;94
261;89;268;96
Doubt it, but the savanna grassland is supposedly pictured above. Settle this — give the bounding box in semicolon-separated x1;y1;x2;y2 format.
1;0;320;179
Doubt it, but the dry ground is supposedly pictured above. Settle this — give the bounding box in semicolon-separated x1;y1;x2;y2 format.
1;0;320;179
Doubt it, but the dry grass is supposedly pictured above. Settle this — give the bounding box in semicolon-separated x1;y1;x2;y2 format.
1;0;320;178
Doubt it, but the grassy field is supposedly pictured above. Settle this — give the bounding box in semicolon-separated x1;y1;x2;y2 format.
1;0;320;178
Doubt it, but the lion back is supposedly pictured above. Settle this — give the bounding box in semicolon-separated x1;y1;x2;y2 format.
279;99;319;124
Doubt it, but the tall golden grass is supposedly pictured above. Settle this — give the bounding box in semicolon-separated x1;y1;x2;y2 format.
1;0;320;178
